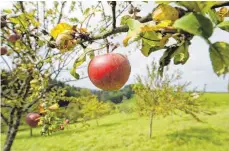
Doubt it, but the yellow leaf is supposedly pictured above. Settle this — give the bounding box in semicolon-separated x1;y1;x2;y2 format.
141;24;175;33
49;103;59;110
141;25;159;32
123;36;131;47
159;34;172;46
157;20;173;27
50;23;73;39
217;7;229;21
38;120;43;126
39;104;46;114
152;4;179;22
79;28;88;33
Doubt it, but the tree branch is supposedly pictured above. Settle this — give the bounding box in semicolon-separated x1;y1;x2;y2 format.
7;107;16;136
90;13;152;40
110;1;117;30
1;113;9;125
57;1;67;24
1;103;13;109
23;90;45;112
211;2;229;9
99;2;129;34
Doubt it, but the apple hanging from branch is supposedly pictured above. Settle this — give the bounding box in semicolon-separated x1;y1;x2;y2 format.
25;113;40;128
1;47;8;55
8;34;21;43
88;53;131;91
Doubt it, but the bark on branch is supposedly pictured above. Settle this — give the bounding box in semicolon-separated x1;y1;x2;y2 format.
110;1;117;30
90;13;152;41
57;1;67;24
1;113;9;125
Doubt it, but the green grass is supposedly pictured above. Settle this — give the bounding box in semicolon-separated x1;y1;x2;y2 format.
1;93;229;151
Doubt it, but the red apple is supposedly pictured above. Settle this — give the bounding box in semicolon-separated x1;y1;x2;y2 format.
25;113;40;128
8;34;21;43
88;53;131;91
1;47;8;55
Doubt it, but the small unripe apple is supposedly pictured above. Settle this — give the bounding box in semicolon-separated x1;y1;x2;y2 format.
25;113;40;128
60;124;64;130
1;47;8;55
88;53;131;91
64;119;70;124
8;34;21;43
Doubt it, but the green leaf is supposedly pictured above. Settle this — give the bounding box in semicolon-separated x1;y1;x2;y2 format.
120;15;132;25
140;31;163;56
83;8;90;16
217;21;229;32
210;42;229;76
173;12;213;39
173;41;190;65
70;48;95;79
123;19;143;46
3;9;12;14
207;9;221;25
70;55;86;79
127;19;142;31
9;17;20;25
159;46;178;76
176;1;221;13
88;51;95;59
69;17;79;23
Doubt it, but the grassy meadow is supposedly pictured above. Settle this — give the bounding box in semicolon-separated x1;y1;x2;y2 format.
1;93;229;151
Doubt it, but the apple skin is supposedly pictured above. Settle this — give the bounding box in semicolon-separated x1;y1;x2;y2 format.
1;47;8;55
8;34;21;43
88;53;131;91
25;113;40;128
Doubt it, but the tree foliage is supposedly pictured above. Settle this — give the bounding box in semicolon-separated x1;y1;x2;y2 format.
132;61;214;138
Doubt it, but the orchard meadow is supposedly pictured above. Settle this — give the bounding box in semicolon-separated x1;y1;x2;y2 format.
1;1;229;151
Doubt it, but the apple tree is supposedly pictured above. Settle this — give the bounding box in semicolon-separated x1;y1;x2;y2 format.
132;61;214;138
1;1;229;151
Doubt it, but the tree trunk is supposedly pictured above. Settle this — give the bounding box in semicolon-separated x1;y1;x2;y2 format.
3;110;22;151
30;127;33;137
96;119;99;126
149;112;153;138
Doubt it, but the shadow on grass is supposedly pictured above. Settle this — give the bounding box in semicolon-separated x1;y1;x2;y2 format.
167;127;228;146
98;122;121;128
15;117;138;139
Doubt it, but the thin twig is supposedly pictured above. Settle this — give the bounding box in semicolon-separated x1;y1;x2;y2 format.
1;103;13;109
1;113;9;125
1;56;12;71
99;2;129;34
57;1;67;24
